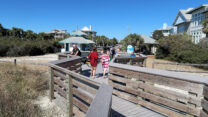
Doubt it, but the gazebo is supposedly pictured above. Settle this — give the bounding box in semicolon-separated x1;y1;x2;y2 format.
59;31;94;52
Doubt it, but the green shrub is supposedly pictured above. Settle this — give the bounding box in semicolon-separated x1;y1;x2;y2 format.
0;38;61;57
156;35;208;64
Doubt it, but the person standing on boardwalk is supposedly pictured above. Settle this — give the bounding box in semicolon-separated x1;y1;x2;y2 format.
88;46;98;78
71;44;81;56
101;48;110;78
111;47;116;59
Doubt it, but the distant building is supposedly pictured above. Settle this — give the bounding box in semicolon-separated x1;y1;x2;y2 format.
173;8;193;34
48;29;68;39
59;30;94;52
187;4;208;44
140;34;158;55
81;25;97;37
156;23;176;36
71;30;88;37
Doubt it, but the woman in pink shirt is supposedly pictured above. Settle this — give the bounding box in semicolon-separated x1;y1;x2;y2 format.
101;49;110;78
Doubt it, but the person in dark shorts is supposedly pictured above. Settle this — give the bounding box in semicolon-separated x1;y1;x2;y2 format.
111;47;116;59
71;44;81;56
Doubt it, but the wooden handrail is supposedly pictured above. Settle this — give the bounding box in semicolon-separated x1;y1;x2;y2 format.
86;83;113;117
110;58;208;84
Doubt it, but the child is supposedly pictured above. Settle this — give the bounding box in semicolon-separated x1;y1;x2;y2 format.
88;47;98;78
101;49;110;78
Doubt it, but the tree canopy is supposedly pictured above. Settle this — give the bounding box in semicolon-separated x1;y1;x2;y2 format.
120;33;144;51
93;35;118;46
152;30;164;40
0;24;55;40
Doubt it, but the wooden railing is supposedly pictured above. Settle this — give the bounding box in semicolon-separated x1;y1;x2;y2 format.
115;53;147;67
109;58;208;117
201;84;208;117
48;56;113;117
115;57;147;67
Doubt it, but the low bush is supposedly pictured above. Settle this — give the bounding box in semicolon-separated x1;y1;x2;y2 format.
0;38;61;57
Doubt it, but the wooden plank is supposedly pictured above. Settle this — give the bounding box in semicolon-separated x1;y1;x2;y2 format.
73;106;85;117
86;84;113;117
110;67;204;95
54;84;89;114
54;84;66;98
109;75;201;106
54;77;94;104
53;69;66;80
203;86;208;99
113;90;184;117
109;80;200;116
200;110;208;117
54;77;66;89
50;63;100;88
73;96;89;113
202;99;208;113
49;67;54;101
66;74;73;117
72;88;93;104
137;89;200;116
109;80;138;95
72;79;97;96
58;60;81;68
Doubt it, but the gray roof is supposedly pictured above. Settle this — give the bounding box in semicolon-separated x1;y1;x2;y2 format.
180;9;192;21
157;27;173;31
187;4;208;14
59;36;94;44
173;9;192;26
48;29;67;34
140;34;157;44
71;30;87;36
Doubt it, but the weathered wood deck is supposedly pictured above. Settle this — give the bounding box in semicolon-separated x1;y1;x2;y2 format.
51;54;208;117
81;63;165;117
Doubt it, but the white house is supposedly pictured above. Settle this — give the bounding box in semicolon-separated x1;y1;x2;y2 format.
48;29;68;39
173;8;193;34
81;25;97;38
156;23;176;36
187;4;208;44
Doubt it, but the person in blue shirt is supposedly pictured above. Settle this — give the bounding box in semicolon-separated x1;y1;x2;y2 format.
130;51;136;58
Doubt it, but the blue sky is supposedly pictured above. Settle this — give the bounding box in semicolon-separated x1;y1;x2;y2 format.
0;0;207;40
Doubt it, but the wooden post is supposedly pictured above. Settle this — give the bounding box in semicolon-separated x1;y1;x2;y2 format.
143;58;147;67
14;59;16;66
49;67;54;102
152;61;155;69
66;74;73;117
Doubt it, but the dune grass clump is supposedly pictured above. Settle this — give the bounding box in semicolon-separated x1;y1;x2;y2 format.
0;63;48;117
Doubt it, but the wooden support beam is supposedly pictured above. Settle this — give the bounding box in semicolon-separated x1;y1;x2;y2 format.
66;74;73;117
49;67;54;102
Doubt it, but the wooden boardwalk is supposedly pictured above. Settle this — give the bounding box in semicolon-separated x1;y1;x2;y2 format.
81;64;165;117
